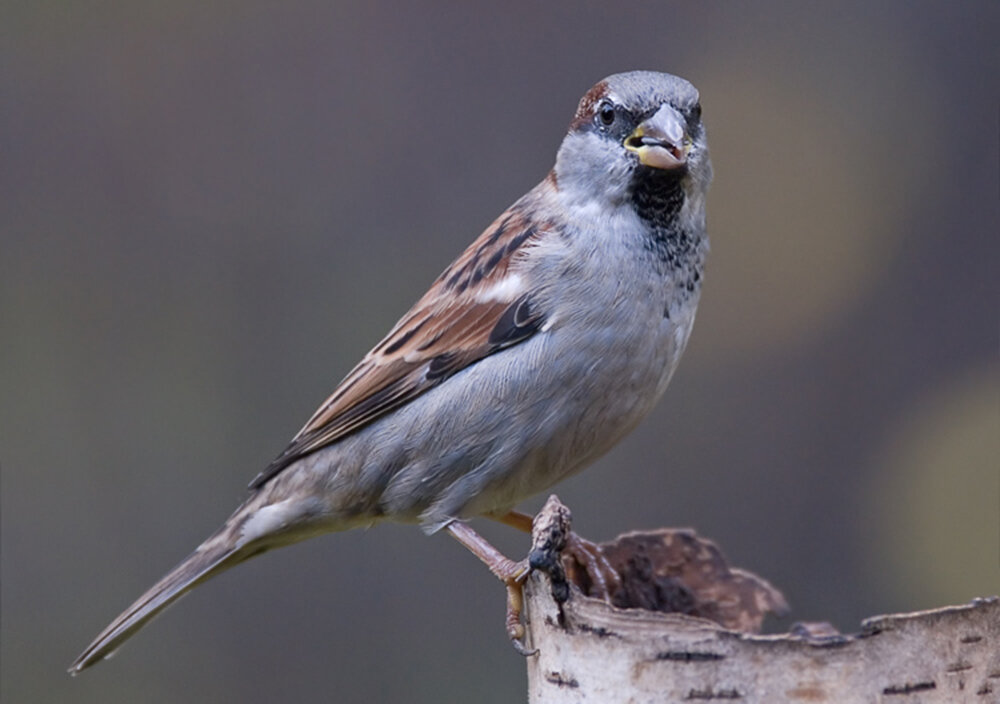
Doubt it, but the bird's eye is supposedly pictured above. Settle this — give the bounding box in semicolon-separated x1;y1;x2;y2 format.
690;103;702;121
596;101;616;127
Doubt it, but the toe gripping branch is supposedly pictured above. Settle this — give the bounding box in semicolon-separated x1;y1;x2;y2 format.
448;494;789;656
444;518;533;654
446;495;618;656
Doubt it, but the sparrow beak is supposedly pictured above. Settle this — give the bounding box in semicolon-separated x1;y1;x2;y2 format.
624;104;691;170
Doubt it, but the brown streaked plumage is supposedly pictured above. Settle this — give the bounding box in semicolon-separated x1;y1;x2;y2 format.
250;193;550;488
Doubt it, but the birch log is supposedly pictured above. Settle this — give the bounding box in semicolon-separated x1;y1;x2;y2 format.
521;496;1000;703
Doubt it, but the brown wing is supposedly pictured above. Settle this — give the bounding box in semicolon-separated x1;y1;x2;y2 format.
248;200;549;489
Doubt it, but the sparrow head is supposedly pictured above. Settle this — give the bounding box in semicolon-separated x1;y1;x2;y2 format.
554;71;711;223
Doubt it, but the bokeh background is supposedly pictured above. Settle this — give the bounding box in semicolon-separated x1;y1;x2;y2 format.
2;2;997;702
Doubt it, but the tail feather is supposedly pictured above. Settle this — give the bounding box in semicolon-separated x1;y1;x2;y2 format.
68;532;253;674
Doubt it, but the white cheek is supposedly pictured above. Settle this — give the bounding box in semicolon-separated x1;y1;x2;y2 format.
475;273;525;303
566;199;606;220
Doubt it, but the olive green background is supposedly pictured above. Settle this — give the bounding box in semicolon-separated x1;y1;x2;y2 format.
2;2;997;702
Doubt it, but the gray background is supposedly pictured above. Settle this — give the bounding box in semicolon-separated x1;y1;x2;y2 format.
3;2;997;702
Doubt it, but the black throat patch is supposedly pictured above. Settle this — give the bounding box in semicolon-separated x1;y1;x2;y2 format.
630;170;703;283
631;168;685;228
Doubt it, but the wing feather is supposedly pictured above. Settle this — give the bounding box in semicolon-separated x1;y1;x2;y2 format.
248;192;552;489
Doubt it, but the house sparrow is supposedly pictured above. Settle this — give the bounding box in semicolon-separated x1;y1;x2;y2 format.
69;70;711;673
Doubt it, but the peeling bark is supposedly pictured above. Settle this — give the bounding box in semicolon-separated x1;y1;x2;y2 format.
521;496;1000;703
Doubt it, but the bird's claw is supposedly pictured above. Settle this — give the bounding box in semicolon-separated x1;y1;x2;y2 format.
564;531;621;601
502;565;538;656
497;558;536;655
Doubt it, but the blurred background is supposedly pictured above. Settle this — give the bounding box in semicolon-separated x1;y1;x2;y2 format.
2;2;997;702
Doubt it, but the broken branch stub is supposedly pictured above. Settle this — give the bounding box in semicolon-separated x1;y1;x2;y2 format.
522;495;1000;703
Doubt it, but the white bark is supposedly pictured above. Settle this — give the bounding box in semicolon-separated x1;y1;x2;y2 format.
521;497;1000;703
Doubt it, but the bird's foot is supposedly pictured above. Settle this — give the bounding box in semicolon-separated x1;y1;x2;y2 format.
445;521;536;656
499;560;535;655
523;497;622;604
563;530;622;602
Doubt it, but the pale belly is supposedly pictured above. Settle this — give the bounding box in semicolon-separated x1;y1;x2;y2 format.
267;281;701;533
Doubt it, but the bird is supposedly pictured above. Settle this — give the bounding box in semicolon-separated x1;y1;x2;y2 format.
69;70;712;673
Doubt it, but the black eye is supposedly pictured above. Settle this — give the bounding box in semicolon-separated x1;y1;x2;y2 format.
596;100;616;127
690;103;702;121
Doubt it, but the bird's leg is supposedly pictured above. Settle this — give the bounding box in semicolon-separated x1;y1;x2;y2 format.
489;509;534;532
444;521;535;655
489;509;622;602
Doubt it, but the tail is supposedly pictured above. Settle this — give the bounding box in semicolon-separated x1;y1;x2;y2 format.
68;527;258;675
